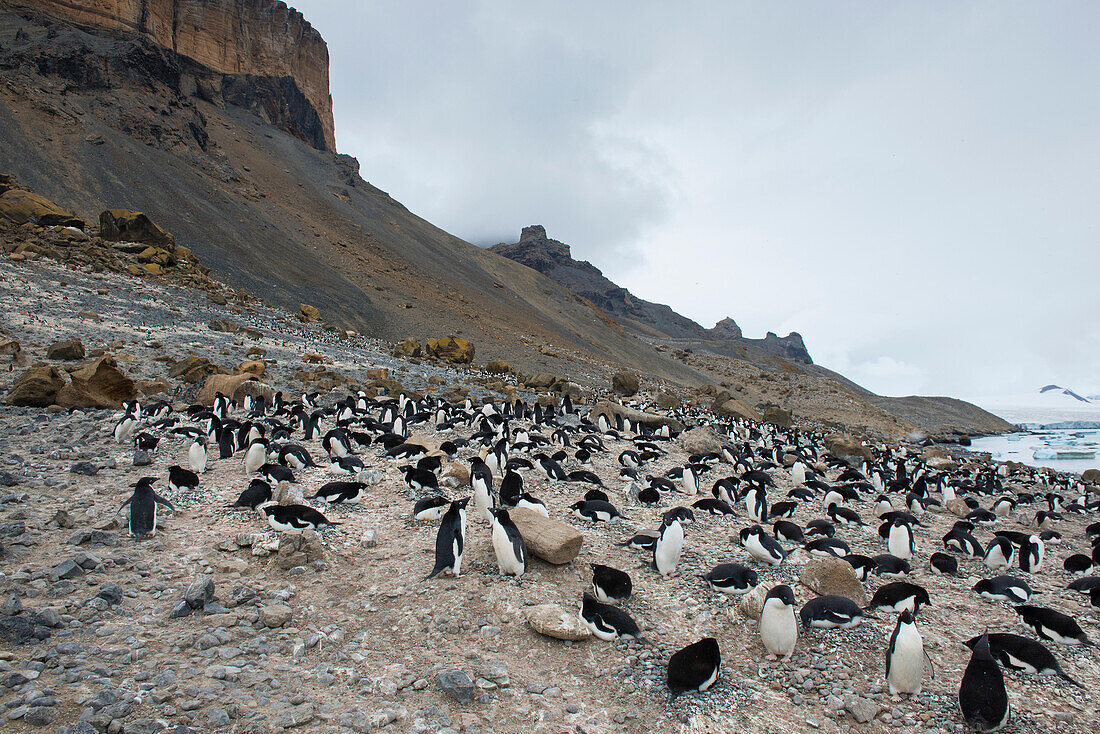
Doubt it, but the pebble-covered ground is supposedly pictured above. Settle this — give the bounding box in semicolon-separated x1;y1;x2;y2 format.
0;257;1097;734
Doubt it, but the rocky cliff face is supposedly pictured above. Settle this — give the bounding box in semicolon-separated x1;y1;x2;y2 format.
490;226;813;363
8;0;335;151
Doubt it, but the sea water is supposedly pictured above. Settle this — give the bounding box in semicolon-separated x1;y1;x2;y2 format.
967;429;1100;474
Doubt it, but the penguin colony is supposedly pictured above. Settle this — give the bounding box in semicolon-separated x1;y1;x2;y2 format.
97;385;1099;732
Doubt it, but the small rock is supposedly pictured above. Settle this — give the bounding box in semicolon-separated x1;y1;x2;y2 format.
184;578;214;609
844;695;879;723
525;604;591;641
54;560;85;580
132;450;152;467
259;604;293;628
437;669;476;703
69;462;99;476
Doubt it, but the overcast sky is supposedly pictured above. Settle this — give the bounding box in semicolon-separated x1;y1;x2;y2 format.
292;1;1099;402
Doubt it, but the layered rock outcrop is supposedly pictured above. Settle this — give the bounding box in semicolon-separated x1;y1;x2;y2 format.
14;0;335;151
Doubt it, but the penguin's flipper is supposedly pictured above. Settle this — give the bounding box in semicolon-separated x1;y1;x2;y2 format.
116;496;134;514
152;493;176;512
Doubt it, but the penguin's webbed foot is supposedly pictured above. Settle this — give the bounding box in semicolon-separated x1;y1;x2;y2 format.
766;654;777;661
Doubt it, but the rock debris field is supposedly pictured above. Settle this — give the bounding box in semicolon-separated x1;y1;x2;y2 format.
0;257;1097;734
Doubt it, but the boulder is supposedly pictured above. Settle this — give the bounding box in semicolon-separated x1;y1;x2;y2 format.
654;391;680;410
427;336;475;364
98;209;174;246
47;341;85;361
762;406;793;428
7;363;65;407
738;582;771;620
436;669;475;703
611;371;639;397
0;190;83;228
485;361;511;374
716;398;761;421
944;497;970;517
197;374;258;405
524;373;558;390
259;604;293;628
168;356;218;384
799;556;866;606
507;508;583;564
55;356;136;409
298;303;321;322
676;427;724;456
393;338;422;358
525;604;591;641
590;401;683;434
235;360;266;377
1083;468;1100;485
233;380;275;405
276;530;323;570
824;433;872;462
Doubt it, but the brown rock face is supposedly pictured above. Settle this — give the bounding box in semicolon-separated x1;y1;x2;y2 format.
0;189;83;228
47;341;86;361
427;337;474;365
7;363;65;407
507;509;583;565
611;371;639;397
99;210;175;246
26;0;336;151
56;356;137;409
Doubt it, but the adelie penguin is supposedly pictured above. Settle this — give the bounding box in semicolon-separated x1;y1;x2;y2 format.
741;525;785;566
1012;605;1093;646
800;595;874;629
262;504;337;533
489;508;527;577
412;496;450;522
118;477;175;538
579;593;642;640
243;438;269;475
702;563;758;595
188;437;207;474
930;552;958;575
653;516;684;578
591;564;632;604
885;610;928;697
667;637;721;697
869;581;931;616
167;465;199;494
760;585;798;661
427;499;468;579
310;481;368;504
964;633;1083;688
570;500;621;522
469;458;495;523
958;634;1010;733
973;576;1033;604
231;479;272;509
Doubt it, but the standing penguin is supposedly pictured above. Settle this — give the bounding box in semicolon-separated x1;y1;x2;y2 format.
189;437;208;474
1019;534;1045;573
958;634;1010;732
489;509;527;577
243;438;268;475
469;458;495;523
117;477;175;538
653;516;684;579
760;584;798;661
427;499;468;579
885;610;927;696
887;520;916;561
667;637;721;697
114;414;137;444
745;486;768;522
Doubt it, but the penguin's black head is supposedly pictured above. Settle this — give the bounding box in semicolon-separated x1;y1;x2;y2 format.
766;584;796;606
569;501;585;511
453;498;469;510
972;579;990;593
136;477;158;488
898;609;914;625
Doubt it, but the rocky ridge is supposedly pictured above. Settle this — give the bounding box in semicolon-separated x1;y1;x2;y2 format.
490;225;812;363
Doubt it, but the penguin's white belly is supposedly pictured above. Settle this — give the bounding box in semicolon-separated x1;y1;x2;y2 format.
888;528;912;559
747;536;780;565
189;445;206;473
655;526;683;575
492;524;524;576
472;485;492;522
244;447;265;473
888;628;924;694
760;605;797;656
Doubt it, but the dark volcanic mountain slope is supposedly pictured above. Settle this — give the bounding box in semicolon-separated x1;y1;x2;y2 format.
490;226;813;363
0;7;704;385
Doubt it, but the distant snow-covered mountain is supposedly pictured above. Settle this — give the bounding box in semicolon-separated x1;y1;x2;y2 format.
973;385;1100;426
